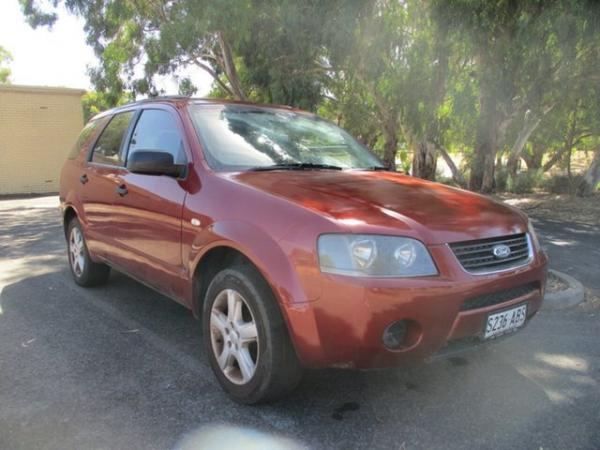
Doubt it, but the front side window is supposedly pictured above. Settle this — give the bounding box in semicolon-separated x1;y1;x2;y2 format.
188;104;383;171
90;111;134;166
127;109;187;164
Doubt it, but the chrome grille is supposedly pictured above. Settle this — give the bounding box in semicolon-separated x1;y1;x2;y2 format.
449;233;531;273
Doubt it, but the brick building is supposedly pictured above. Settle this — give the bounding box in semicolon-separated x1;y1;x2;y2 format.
0;84;85;194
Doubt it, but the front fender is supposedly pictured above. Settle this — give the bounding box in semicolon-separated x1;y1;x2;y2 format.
189;220;320;307
188;220;328;367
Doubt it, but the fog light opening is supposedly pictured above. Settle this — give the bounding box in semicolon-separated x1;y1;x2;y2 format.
382;320;409;350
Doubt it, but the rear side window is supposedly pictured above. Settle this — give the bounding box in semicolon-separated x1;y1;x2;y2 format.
91;111;134;166
67;118;106;160
127;109;187;164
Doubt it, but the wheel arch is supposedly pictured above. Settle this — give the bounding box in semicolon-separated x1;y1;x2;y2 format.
62;205;79;238
188;220;314;318
190;241;311;370
191;245;253;318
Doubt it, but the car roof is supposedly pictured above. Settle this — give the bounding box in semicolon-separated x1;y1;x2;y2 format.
90;96;301;121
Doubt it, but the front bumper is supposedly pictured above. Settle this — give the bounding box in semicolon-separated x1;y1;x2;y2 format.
283;245;548;369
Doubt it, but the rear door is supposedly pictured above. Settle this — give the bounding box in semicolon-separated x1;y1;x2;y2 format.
109;106;191;298
81;110;136;258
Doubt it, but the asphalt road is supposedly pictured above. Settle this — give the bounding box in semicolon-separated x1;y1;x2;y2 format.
532;216;600;293
1;196;599;450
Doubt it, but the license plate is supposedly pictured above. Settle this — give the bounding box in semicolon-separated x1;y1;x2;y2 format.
484;303;527;340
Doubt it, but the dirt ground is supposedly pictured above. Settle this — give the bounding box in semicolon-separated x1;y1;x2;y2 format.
546;271;569;293
497;192;600;226
580;289;600;311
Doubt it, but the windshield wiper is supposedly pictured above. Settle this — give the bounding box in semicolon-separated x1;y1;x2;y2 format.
250;162;344;171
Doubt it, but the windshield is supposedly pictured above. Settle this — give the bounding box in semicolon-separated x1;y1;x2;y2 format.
188;104;383;171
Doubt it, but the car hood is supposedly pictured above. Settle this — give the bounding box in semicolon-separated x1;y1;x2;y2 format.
230;170;527;245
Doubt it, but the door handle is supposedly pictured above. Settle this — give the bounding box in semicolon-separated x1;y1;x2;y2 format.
116;184;128;197
79;174;89;184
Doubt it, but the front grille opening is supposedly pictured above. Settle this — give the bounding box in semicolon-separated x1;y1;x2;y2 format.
460;281;540;311
450;233;530;273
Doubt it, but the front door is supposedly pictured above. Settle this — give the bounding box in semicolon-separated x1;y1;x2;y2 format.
82;111;135;258
109;107;191;299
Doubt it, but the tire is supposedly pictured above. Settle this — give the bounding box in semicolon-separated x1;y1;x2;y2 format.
202;264;303;404
66;218;110;287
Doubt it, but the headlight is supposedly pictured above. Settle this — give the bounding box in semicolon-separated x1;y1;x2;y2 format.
317;234;438;277
528;220;540;251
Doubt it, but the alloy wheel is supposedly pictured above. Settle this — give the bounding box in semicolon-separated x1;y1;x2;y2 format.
210;288;259;385
69;227;85;277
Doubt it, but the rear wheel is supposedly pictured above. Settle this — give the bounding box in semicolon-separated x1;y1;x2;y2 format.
202;264;303;404
67;218;110;286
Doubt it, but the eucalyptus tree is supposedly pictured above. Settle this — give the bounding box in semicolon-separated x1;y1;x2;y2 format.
20;0;254;99
19;0;352;111
577;146;600;196
435;0;600;192
327;0;461;176
505;1;600;179
574;83;600;196
327;0;408;169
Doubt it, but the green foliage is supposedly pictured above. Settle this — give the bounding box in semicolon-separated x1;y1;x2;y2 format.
178;77;197;97
0;45;12;83
542;174;586;195
495;167;510;193
19;0;354;110
436;176;462;188
496;167;546;194
19;1;600;195
82;91;133;122
506;170;544;194
397;149;412;174
434;0;600;191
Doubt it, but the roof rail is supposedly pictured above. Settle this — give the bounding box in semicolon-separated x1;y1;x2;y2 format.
125;95;190;106
90;96;300;121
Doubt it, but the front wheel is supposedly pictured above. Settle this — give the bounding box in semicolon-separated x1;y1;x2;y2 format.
67;218;110;287
202;264;303;404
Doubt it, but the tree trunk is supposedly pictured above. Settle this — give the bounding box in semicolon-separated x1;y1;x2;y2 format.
382;113;399;170
576;150;600;197
507;112;541;176
506;105;553;176
542;107;583;173
522;142;545;170
470;94;500;193
356;131;379;150
437;145;467;187
412;140;437;180
542;147;568;172
217;31;247;101
359;76;399;171
542;132;575;173
409;25;448;181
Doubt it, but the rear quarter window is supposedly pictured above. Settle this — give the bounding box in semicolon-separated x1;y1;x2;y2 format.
67;118;107;160
90;111;135;166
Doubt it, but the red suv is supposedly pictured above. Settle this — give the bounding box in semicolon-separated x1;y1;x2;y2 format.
60;97;548;403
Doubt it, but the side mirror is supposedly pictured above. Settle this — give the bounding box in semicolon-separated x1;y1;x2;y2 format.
128;150;185;178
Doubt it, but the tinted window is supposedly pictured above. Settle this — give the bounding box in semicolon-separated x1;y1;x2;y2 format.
68;118;107;160
91;112;134;166
127;109;187;164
